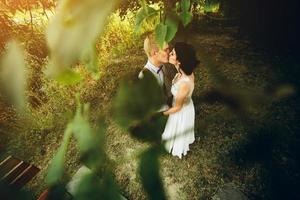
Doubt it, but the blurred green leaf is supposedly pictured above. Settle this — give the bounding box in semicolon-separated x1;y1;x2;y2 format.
56;69;83;85
181;0;191;12
138;0;147;8
135;8;147;31
135;6;158;31
175;1;181;12
72;101;95;154
72;96;105;168
155;23;168;48
81;124;107;169
81;42;100;80
139;147;166;200
46;123;73;185
113;72;164;129
46;147;65;185
46;95;107;187
129;112;167;143
46;0;118;78
165;15;179;43
273;85;295;99
0;40;27;112
179;11;193;27
74;172;120;200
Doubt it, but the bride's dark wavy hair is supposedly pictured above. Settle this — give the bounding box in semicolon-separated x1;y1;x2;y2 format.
174;42;200;75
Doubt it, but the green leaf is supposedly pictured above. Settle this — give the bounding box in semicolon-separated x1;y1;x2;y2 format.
46;123;73;185
180;11;193;27
181;0;191;12
112;72;164;129
81;42;100;80
155;23;168;48
145;6;158;17
81;125;107;169
129;112;167;143
72;96;106;168
135;6;158;31
46;0;118;78
165;15;179;43
139;0;147;8
72;102;94;154
0;40;27;112
135;8;147;31
74;172;120;200
46;148;66;185
139;147;166;200
45;148;65;185
56;69;83;85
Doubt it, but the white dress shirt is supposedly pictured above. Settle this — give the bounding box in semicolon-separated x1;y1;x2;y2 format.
138;60;164;86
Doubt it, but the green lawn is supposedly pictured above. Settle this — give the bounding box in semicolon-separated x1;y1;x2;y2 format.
0;19;297;200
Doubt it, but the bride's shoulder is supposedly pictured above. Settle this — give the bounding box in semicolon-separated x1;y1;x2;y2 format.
179;76;194;89
182;75;194;83
172;73;181;84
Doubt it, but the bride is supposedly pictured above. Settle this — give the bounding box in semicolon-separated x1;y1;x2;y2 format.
162;42;199;159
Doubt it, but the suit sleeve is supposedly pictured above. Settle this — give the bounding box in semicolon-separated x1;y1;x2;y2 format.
163;63;177;107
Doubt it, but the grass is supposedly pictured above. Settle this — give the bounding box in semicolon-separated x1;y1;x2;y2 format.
1;13;299;200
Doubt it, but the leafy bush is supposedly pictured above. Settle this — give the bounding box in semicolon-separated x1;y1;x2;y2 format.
96;12;141;67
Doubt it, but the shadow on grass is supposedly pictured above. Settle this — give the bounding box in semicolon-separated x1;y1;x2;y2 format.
229;117;300;200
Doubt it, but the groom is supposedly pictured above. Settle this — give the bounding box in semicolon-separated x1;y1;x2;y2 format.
138;33;177;109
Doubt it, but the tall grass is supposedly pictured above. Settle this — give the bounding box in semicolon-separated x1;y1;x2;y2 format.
1;8;148;162
97;12;141;67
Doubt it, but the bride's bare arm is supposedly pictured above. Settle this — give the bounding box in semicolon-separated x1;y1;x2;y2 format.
163;83;190;115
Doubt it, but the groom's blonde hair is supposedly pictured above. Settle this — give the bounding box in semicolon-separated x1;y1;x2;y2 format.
144;32;159;58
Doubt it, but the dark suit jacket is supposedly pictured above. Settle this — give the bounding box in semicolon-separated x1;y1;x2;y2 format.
162;63;178;107
140;63;177;107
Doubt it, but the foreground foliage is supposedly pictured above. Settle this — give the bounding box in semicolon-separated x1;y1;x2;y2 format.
0;0;299;200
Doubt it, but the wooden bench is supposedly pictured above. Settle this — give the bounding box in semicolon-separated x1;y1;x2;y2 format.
0;155;40;189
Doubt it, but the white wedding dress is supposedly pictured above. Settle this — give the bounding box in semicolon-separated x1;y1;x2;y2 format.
162;76;195;159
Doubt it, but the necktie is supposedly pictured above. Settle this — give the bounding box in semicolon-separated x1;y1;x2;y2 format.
157;66;163;85
157;65;163;74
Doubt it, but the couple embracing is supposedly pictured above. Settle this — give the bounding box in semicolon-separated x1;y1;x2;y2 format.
138;33;200;159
